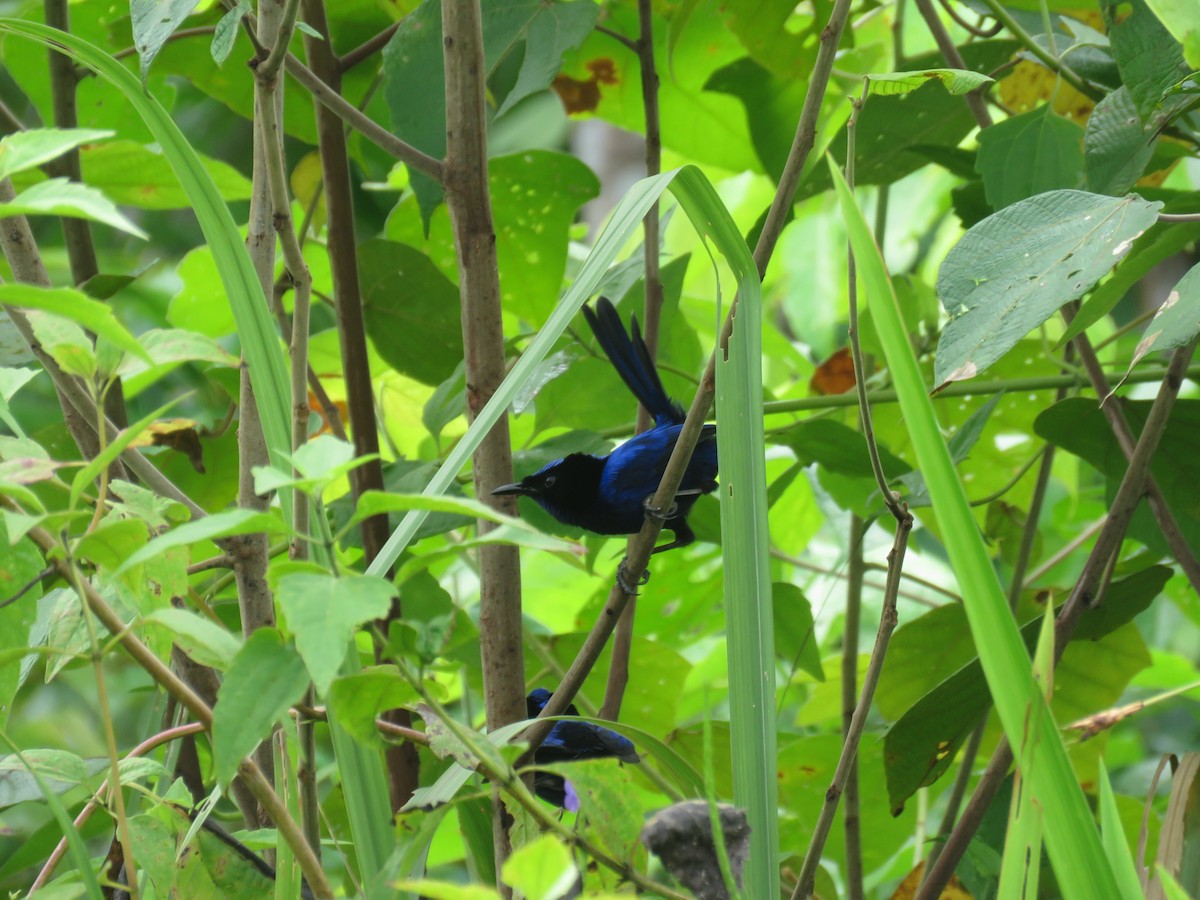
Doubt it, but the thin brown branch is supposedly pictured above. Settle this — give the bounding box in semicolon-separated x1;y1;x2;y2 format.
793;511;912;899
301;0;419;811
284;54;444;180
753;0;853;272
842;516;867;900
258;0;302;81
792;88;913;897
441;0;526;884
594;23;639;53
935;0;1003;37
0;179;112;468
337;22;400;73
1065;312;1200;594
217;0;443;180
108;26;217;62
602;0;664;724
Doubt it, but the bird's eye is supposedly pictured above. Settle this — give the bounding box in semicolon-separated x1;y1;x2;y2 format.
543;475;557;489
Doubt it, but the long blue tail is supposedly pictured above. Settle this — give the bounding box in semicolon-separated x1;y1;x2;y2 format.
583;297;684;426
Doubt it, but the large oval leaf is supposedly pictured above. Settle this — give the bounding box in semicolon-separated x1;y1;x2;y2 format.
935;190;1161;389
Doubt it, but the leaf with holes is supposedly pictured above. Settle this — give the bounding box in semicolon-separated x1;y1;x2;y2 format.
934;190;1161;389
1121;261;1200;382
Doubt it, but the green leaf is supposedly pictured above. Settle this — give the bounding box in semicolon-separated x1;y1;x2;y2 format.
0;178;148;239
880;567;1168;810
0;520;41;731
384;151;599;322
73;518;148;571
1109;0;1193;118
115;509;282;575
359;240;463;386
0;740;103;899
382;0;598;224
392;881;500;900
0;747;87;791
277;574;396;694
143;608;241;670
1084;87;1158;196
212;628;308;786
326;667;421;749
1035;398;1200;557
1098;760;1146;900
116;327;240;379
799;40;1020;199
976;106;1084;211
935;190;1161;388
1065;218;1200;342
75;140;251;210
70;396;184;509
500;834;577;900
772;583;823;681
131;0;202;83
211;0;250;65
1123;261;1200;377
1140;0;1200;70
493;1;598;117
867;68;995;96
0;284;151;367
0;127;113;181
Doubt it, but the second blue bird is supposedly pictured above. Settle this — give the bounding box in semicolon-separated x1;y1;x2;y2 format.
527;688;640;809
493;297;718;553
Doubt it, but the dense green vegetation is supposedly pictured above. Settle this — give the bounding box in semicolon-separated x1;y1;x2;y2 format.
0;0;1198;897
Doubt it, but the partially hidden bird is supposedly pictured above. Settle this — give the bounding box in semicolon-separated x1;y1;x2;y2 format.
493;297;718;554
526;688;640;809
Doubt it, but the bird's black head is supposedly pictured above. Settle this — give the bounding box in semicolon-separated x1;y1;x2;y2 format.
526;688;580;718
492;454;605;525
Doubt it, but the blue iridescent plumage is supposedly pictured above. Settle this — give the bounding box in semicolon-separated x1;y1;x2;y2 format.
526;688;639;809
494;298;718;552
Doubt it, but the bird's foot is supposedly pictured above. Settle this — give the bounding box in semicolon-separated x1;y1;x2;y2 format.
616;558;651;595
642;495;679;525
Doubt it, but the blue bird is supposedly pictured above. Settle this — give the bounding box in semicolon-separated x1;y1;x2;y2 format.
526;688;640;809
493;297;718;554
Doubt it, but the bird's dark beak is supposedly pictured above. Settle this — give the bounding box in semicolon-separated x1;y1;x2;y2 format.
492;482;533;497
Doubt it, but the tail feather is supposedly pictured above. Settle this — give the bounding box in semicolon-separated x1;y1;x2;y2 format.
584;297;684;425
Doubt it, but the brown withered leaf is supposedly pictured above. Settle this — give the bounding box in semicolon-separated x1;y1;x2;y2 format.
809;347;856;396
129;419;205;473
308;391;347;437
552;57;620;114
891;861;973;899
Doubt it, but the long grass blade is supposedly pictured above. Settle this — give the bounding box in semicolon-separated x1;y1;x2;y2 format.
829;158;1119;898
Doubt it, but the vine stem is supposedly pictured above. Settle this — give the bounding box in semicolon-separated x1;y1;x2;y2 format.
791;79;914;899
602;0;664;723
